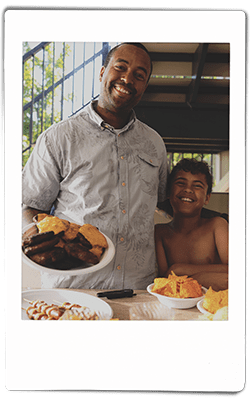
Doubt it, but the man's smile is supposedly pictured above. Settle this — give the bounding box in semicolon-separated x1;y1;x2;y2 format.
111;82;135;97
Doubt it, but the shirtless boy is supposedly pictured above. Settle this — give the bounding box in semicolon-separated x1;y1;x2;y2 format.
154;158;228;291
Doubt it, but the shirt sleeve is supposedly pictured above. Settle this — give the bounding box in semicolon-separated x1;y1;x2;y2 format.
22;128;61;211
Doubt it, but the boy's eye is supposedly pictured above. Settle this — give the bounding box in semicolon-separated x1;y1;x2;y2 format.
176;181;184;186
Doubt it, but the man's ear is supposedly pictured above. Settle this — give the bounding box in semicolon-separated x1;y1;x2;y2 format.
204;193;211;205
99;66;105;82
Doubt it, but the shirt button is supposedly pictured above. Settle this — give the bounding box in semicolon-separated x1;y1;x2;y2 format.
117;265;121;270
122;209;126;214
120;237;124;242
122;182;126;187
150;159;153;163
121;156;124;160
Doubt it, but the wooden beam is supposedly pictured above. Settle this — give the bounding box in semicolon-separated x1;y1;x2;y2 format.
186;43;209;105
148;51;229;63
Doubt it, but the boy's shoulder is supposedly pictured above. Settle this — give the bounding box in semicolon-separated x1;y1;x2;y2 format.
201;215;228;232
155;222;173;236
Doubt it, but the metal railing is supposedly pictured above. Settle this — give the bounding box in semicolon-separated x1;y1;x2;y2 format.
22;41;115;166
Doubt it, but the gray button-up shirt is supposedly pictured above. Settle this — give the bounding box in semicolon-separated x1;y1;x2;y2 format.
22;101;168;289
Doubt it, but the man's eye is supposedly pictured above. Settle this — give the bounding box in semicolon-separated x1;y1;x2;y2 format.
115;65;125;70
135;72;145;81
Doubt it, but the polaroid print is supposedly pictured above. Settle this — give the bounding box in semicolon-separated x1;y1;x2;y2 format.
4;9;246;393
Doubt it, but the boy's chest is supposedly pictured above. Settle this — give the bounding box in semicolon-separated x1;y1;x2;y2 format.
163;229;218;265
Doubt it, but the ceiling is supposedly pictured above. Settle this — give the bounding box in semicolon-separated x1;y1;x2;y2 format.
141;43;230;109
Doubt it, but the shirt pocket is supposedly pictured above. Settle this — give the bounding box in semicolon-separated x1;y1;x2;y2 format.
137;152;159;196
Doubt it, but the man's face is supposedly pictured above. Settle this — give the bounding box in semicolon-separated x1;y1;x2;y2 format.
98;44;151;113
170;170;211;217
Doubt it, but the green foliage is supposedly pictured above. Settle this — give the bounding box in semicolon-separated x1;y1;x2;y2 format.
22;42;72;167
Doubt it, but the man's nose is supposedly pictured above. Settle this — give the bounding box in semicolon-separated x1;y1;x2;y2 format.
121;71;134;85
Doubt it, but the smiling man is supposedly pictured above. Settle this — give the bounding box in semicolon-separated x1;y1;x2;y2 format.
154;158;228;291
96;43;152;128
22;42;168;290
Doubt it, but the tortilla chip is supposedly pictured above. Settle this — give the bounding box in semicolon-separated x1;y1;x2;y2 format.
152;272;202;299
203;287;228;314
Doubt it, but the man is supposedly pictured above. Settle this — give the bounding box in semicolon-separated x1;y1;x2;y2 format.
155;159;228;291
22;42;168;289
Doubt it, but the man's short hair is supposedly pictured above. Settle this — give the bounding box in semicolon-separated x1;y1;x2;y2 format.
167;158;213;195
103;42;153;81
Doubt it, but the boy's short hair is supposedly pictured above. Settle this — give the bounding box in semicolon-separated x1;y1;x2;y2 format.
167;158;213;195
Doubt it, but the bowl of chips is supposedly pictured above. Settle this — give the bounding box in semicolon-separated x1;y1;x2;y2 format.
147;272;207;309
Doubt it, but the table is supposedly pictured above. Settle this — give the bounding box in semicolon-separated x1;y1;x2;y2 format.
63;289;202;321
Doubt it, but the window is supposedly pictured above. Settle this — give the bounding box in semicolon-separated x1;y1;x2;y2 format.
22;41;119;167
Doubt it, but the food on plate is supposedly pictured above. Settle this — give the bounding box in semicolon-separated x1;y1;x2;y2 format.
37;215;70;236
22;214;109;270
202;286;228;314
33;213;52;223
23;236;60;256
152;272;203;298
62;222;81;242
64;243;99;264
23;299;100;320
59;309;99;320
29;247;67;267
22;231;55;247
89;245;104;261
77;232;92;249
199;306;228;321
78;224;108;249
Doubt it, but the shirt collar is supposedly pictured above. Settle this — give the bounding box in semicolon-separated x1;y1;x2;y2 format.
87;100;136;134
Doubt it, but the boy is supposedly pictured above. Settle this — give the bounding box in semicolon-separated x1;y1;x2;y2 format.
154;159;228;291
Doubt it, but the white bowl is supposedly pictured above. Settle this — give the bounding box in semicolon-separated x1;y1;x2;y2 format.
147;283;207;309
196;299;209;314
22;223;115;276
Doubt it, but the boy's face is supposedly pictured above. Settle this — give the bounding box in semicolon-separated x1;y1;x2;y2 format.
170;170;211;216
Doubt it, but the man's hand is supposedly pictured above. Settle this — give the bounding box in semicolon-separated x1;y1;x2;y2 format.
22;205;50;227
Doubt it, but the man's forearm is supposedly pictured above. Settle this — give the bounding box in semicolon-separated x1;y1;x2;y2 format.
22;204;50;227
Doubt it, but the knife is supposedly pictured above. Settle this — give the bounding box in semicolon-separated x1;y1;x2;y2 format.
97;289;136;299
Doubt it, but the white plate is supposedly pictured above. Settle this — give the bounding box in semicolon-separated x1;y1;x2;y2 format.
22;223;115;276
147;283;207;309
22;289;113;320
196;299;211;314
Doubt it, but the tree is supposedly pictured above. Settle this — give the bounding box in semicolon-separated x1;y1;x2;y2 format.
22;42;72;167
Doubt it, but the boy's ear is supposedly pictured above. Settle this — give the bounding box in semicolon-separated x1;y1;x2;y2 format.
204;193;211;205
